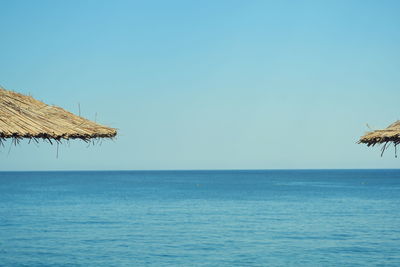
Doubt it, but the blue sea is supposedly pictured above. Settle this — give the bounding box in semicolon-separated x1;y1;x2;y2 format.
1;170;400;266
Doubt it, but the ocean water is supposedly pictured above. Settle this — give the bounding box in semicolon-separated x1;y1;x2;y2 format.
1;170;400;266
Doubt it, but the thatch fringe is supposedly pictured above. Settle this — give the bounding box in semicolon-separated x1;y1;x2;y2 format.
358;121;400;157
0;87;117;142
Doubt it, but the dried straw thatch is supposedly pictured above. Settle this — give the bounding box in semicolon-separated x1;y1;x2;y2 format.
359;120;400;156
0;87;117;144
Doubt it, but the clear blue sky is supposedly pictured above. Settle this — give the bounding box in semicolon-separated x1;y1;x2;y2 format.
1;0;399;170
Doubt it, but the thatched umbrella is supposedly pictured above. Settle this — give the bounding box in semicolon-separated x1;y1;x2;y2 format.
359;121;400;157
0;87;117;145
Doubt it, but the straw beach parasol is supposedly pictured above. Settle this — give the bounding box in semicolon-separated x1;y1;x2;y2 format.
0;87;117;145
358;121;400;157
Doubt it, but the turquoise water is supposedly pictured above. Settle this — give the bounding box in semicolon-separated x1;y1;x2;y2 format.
1;170;400;266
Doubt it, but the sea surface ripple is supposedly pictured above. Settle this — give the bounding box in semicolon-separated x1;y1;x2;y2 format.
1;170;400;266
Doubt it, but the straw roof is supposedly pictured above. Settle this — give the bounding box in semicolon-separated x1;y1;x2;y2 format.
359;120;400;156
0;87;117;143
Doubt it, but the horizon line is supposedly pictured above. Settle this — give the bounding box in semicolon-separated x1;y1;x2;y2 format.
0;168;399;172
